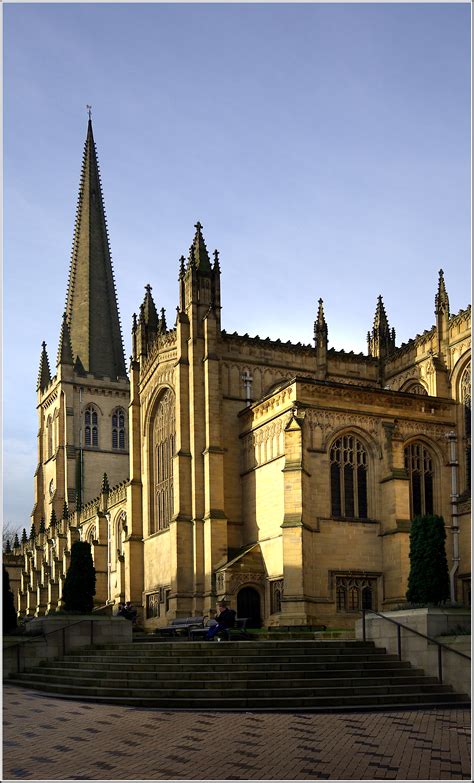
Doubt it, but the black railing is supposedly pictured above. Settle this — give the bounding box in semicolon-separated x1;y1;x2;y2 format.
5;618;96;674
362;608;470;684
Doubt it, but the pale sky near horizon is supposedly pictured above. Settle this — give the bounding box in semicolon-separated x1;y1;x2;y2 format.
4;2;471;528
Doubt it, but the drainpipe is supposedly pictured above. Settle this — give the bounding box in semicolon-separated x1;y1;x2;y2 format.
447;431;460;603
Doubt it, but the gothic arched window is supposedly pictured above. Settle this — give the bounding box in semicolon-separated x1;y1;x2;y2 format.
46;415;53;459
84;405;99;447
112;407;126;450
407;382;428;395
150;389;175;533
404;441;434;518
330;435;368;519
461;363;471;490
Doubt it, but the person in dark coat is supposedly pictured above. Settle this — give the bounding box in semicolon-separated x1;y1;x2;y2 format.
205;601;236;640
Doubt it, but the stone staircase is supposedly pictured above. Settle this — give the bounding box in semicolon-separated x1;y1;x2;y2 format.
8;639;470;711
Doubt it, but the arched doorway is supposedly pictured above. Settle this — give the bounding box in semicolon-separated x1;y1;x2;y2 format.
237;586;262;628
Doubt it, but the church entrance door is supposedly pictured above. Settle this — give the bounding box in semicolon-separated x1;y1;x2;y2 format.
237;586;262;628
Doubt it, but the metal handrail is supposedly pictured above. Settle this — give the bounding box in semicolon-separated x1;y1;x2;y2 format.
5;618;97;673
362;608;470;684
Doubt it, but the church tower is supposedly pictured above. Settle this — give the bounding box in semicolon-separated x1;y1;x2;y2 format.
32;118;130;528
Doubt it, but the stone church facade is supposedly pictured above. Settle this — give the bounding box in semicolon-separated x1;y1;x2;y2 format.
5;120;471;629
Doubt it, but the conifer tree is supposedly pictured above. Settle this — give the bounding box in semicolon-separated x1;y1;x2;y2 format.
62;541;96;613
3;565;17;633
406;515;450;605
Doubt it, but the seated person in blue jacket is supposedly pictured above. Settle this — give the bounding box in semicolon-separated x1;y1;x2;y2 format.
205;601;236;640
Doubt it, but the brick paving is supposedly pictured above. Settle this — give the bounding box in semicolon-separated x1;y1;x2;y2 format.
2;684;471;780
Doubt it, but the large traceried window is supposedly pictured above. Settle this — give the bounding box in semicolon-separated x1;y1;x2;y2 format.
330;435;368;519
461;363;471;490
151;389;175;533
84;405;99;447
404;442;434;518
335;576;377;612
112;407;126;450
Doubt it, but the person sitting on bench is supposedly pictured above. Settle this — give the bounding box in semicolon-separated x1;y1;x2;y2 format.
205;601;236;640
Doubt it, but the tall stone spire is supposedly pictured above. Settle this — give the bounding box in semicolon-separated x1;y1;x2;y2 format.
191;221;212;272
64;118;126;379
435;268;450;317
37;342;51;391
314;298;328;377
314;298;328;347
435;269;450;360
368;295;396;359
57;312;74;366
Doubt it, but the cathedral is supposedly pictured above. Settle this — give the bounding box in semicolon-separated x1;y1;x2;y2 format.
5;119;471;629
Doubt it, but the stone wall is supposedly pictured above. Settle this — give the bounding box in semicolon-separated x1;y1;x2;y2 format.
3;615;132;679
355;608;471;697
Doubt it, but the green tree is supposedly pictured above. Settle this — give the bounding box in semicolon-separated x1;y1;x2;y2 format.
62;541;96;613
406;514;450;605
3;565;17;633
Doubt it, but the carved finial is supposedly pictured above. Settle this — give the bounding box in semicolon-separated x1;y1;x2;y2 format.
179;255;186;277
195;220;203;233
86;104;92;120
213;249;220;272
102;473;110;493
132;312;137;331
145;283;152;295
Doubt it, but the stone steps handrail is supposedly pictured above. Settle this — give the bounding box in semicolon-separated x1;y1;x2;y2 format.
361;608;470;684
6;618;97;672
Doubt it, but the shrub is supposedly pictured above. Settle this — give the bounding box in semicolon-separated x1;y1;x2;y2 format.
3;565;17;633
406;514;450;605
62;541;96;613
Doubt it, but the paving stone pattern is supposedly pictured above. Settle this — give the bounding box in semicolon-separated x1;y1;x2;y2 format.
3;685;470;780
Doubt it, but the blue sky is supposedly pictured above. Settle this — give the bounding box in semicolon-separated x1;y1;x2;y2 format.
4;2;471;526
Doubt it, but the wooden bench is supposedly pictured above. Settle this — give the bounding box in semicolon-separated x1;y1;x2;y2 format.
189;617;250;641
154;616;205;638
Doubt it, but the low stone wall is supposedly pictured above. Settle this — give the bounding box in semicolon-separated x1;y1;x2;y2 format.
3;615;132;679
355;608;471;697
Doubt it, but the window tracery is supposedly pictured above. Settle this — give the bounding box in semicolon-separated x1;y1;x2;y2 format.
330;435;368;519
461;363;471;490
407;383;428;395
84;405;99;447
112;407;126;450
404;441;434;518
150;389;175;533
335;576;376;612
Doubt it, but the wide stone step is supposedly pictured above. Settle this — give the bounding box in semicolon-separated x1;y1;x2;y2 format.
14;672;447;695
41;658;413;673
55;652;394;666
9;679;469;709
126;640;370;649
27;666;432;685
60;644;380;659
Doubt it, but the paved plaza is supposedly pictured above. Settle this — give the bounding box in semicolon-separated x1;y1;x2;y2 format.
2;684;471;780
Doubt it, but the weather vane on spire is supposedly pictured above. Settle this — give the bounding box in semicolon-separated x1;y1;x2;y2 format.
86;104;92;120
